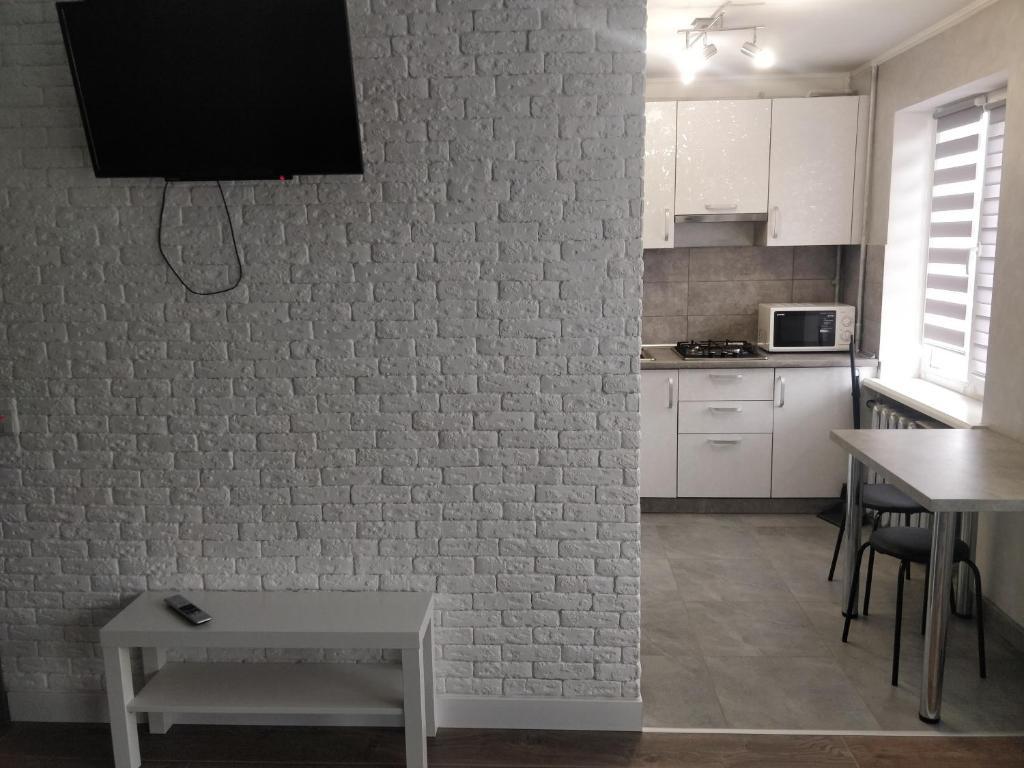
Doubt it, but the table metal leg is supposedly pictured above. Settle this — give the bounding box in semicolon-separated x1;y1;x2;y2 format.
953;510;978;616
103;646;141;768
842;455;864;618
402;644;427;768
920;509;956;724
422;620;437;737
141;648;173;734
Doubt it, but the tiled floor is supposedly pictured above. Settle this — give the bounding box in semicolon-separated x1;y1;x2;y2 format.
1;722;1023;768
641;512;1024;731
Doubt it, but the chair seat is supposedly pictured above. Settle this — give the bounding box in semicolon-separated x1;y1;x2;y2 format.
862;483;923;512
870;526;970;565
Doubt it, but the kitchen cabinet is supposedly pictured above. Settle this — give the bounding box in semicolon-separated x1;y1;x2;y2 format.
677;400;774;434
675;99;771;217
676;369;774;498
640;370;678;497
641;363;867;499
767;96;863;246
676;369;775;402
770;366;857;497
642;101;677;250
677;433;773;498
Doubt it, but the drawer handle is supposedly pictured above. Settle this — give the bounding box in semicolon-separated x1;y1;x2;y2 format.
708;406;742;413
707;438;742;445
776;375;786;408
704;203;738;211
708;373;743;380
668;378;674;409
664;208;671;241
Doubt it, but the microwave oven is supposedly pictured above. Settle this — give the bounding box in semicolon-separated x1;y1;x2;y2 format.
757;303;855;352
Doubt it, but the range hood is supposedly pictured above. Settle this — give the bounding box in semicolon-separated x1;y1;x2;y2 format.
675;212;768;223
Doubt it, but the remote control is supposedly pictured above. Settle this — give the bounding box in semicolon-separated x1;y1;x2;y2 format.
164;594;212;625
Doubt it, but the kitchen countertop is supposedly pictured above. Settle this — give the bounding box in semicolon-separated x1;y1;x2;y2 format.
640;346;879;370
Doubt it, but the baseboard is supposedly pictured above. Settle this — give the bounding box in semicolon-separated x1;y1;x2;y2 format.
7;691;643;732
985;597;1024;654
641;497;835;515
437;694;642;731
7;692;107;723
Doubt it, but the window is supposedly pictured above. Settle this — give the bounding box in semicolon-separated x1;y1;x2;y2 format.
920;90;1005;398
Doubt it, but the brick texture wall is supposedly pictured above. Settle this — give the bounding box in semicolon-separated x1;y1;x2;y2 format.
0;0;645;710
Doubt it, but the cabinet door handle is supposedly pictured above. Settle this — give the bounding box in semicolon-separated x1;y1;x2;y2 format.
668;378;674;409
664;208;671;241
708;406;742;413
708;373;743;380
707;438;742;445
776;376;786;407
704;203;738;211
770;206;780;239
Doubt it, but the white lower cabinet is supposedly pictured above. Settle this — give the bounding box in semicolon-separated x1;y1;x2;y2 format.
646;364;859;499
640;370;678;498
770;366;857;498
677;400;774;434
677;433;773;498
676;369;774;498
677;369;775;401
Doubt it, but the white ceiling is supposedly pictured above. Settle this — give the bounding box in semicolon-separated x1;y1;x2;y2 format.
646;0;980;80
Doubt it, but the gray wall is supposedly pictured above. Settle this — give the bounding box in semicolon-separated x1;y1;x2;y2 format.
853;0;1024;624
0;0;645;718
642;245;838;344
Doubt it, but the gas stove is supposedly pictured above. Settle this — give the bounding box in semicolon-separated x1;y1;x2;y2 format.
675;339;767;359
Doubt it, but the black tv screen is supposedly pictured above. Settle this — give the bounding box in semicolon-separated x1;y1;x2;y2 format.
57;0;363;180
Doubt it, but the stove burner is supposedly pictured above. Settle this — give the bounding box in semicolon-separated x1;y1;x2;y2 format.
675;339;766;359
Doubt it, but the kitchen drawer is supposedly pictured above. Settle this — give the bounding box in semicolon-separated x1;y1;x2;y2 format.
677;400;774;434
677;369;775;401
677;433;772;498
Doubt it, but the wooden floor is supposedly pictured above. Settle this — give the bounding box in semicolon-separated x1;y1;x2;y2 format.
1;723;1023;768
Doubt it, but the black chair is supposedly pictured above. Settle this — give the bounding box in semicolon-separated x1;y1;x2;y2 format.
842;525;986;686
825;344;927;581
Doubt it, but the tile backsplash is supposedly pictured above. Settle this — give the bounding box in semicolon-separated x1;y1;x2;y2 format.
642;245;838;344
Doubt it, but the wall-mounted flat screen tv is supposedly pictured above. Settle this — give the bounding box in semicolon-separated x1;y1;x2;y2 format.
57;0;363;181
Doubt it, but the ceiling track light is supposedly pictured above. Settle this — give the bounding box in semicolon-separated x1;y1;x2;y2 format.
740;29;776;70
675;3;776;84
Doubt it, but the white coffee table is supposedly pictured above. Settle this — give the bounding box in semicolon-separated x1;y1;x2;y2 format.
100;591;436;768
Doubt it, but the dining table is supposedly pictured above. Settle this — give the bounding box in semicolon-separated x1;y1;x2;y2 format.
830;427;1024;724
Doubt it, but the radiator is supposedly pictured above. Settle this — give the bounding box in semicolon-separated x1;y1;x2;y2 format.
866;401;938;522
869;401;936;431
865;400;977;613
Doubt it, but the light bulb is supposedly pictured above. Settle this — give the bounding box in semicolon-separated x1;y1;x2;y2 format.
741;40;776;70
752;46;776;69
681;44;707;72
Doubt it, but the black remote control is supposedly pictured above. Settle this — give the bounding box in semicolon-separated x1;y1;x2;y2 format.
164;594;212;625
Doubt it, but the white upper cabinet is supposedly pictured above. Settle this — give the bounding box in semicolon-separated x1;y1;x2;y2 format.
767;96;862;246
675;99;771;216
642;101;677;250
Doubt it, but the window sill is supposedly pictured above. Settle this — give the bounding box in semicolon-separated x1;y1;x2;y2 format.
862;377;984;429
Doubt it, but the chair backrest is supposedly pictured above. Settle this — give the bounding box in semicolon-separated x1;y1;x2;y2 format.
849;343;861;430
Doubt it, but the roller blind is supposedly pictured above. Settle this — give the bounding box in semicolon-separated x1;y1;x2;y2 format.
971;102;1004;379
922;91;1005;388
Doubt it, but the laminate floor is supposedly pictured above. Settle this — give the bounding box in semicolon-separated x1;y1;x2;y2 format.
641;513;1024;732
0;722;1022;768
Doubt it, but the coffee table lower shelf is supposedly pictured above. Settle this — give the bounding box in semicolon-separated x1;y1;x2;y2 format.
129;662;404;719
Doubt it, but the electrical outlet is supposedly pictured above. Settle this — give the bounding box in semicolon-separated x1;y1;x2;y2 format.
0;398;19;437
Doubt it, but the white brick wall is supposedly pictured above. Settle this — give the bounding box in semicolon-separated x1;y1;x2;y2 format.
0;0;644;706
